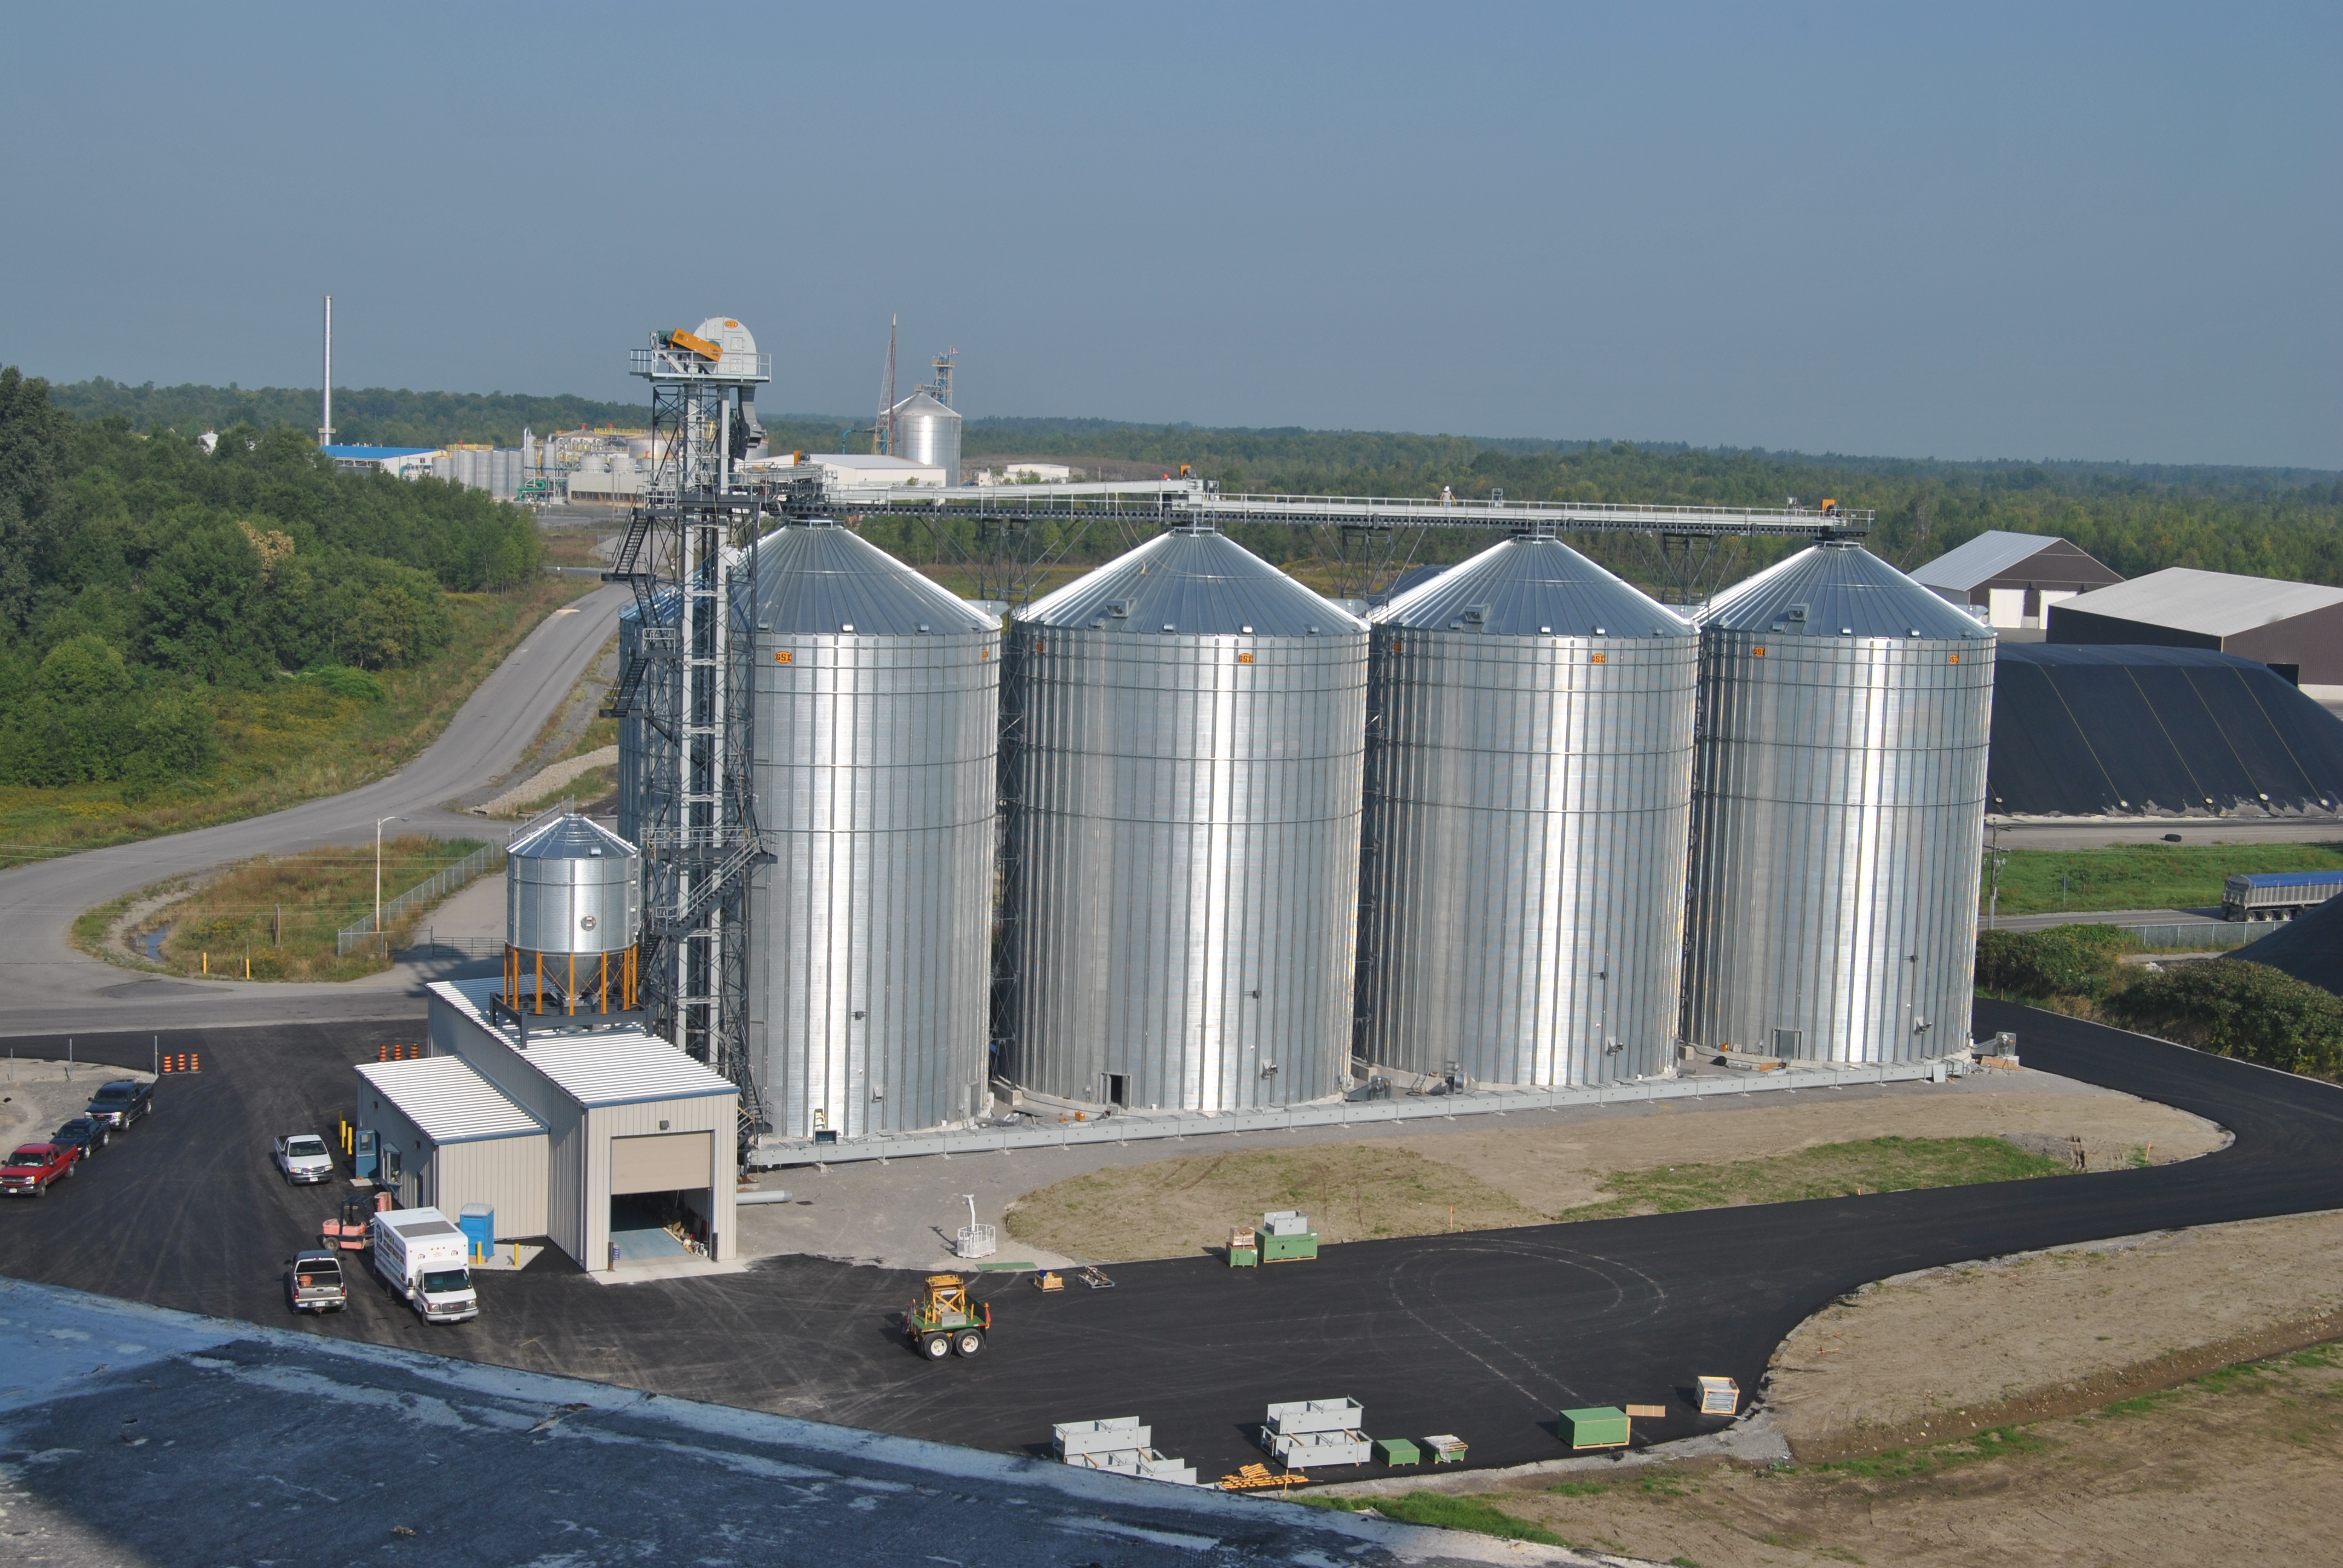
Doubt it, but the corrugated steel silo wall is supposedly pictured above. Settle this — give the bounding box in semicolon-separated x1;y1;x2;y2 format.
1000;627;1368;1109
749;626;1000;1137
1357;631;1697;1084
1682;632;1994;1063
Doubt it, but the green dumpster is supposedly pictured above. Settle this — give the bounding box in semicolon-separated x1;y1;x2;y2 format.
1559;1406;1631;1450
1373;1437;1421;1466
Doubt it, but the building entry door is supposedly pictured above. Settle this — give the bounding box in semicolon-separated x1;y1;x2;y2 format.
611;1131;712;1195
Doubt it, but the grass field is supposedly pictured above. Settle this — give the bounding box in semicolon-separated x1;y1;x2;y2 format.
0;573;590;867
84;836;491;982
1981;841;2343;916
1559;1135;2075;1222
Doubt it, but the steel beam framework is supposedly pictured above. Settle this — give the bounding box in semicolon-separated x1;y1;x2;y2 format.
605;358;770;1146
773;477;1868;609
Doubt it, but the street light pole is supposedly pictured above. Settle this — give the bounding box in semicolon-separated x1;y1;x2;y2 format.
375;815;404;951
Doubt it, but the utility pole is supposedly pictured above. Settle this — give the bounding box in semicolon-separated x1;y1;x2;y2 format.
1985;825;2008;931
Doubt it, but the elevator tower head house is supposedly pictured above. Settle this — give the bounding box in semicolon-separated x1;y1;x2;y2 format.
604;319;775;1141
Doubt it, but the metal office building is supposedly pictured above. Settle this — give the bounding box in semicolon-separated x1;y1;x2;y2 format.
997;529;1369;1111
1682;543;1996;1063
1355;537;1697;1085
747;522;1001;1137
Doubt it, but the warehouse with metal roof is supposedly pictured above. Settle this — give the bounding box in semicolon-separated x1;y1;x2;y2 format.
1986;644;2343;817
2048;567;2343;688
350;979;744;1273
354;1054;549;1239
1911;530;2123;632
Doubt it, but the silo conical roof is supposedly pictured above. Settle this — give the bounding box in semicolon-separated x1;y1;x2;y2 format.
750;522;994;636
1375;535;1694;637
890;390;958;424
1019;529;1365;636
1700;541;1990;639
508;813;635;860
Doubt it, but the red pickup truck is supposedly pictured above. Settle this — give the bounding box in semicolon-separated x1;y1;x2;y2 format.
1;1142;80;1198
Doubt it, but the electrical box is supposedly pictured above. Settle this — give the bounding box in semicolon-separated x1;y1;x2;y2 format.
1263;1229;1319;1263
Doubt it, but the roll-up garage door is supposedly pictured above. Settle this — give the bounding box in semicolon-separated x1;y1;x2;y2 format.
611;1130;711;1194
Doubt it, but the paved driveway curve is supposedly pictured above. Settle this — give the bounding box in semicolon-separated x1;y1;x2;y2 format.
0;583;626;1035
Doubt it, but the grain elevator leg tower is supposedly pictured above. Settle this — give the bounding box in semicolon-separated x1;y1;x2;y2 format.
605;319;773;1142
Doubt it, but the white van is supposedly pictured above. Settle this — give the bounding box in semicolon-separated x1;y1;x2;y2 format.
372;1207;479;1324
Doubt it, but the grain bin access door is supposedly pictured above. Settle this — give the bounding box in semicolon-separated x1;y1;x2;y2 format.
611;1131;712;1194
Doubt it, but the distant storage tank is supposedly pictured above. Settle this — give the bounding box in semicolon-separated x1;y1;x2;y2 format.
748;521;1000;1137
1682;543;1996;1063
891;391;961;484
998;528;1369;1111
504;813;642;1014
1356;536;1697;1085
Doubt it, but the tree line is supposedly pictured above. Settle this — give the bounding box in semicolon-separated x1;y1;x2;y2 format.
0;368;543;792
48;378;647;452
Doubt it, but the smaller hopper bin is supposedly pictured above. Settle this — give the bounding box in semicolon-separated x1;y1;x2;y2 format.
503;814;642;1016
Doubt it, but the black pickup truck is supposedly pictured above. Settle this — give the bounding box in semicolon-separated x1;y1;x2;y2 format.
85;1079;154;1130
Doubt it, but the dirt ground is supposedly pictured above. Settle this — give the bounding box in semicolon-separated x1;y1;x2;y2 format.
1766;1210;2343;1458
1003;1085;2226;1263
1477;1344;2343;1568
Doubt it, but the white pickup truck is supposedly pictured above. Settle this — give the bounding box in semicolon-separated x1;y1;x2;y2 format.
272;1133;335;1185
373;1207;479;1324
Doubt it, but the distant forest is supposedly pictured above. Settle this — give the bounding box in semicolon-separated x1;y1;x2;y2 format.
50;379;649;451
0;369;542;791
43;377;2343;590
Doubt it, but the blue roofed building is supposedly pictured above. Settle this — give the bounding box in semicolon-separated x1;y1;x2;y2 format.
322;443;443;480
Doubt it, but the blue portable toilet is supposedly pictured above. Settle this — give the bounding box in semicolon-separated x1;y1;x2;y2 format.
457;1203;494;1263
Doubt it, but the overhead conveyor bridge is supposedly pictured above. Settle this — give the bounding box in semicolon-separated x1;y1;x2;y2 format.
768;474;1871;540
746;472;1869;606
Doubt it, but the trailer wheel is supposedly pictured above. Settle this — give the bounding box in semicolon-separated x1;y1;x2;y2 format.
954;1330;985;1357
922;1333;952;1361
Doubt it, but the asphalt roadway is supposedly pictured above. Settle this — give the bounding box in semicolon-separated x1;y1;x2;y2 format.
3;1001;2336;1489
0;581;627;1037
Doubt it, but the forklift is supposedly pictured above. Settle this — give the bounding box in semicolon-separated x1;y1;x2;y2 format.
905;1274;990;1360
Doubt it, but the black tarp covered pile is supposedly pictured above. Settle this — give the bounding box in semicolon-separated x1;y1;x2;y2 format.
1988;645;2343;816
2231;899;2343;996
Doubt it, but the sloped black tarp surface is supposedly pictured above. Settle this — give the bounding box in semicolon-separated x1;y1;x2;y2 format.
2230;897;2343;996
1989;644;2343;816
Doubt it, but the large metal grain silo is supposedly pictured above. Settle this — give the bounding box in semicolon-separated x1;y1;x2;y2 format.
998;528;1369;1112
1355;535;1697;1086
891;391;961;483
747;521;1000;1137
1682;542;1996;1064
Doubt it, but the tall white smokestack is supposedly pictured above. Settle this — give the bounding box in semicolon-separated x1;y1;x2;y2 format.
319;295;334;447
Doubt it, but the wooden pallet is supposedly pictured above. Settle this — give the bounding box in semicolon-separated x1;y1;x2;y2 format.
1219;1462;1308;1491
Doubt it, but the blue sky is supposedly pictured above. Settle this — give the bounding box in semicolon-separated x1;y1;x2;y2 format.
2;2;2335;466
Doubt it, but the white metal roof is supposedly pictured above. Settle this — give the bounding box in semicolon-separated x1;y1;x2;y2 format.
2056;567;2343;639
429;979;738;1109
356;1056;544;1145
520;1033;738;1108
1910;531;2066;591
